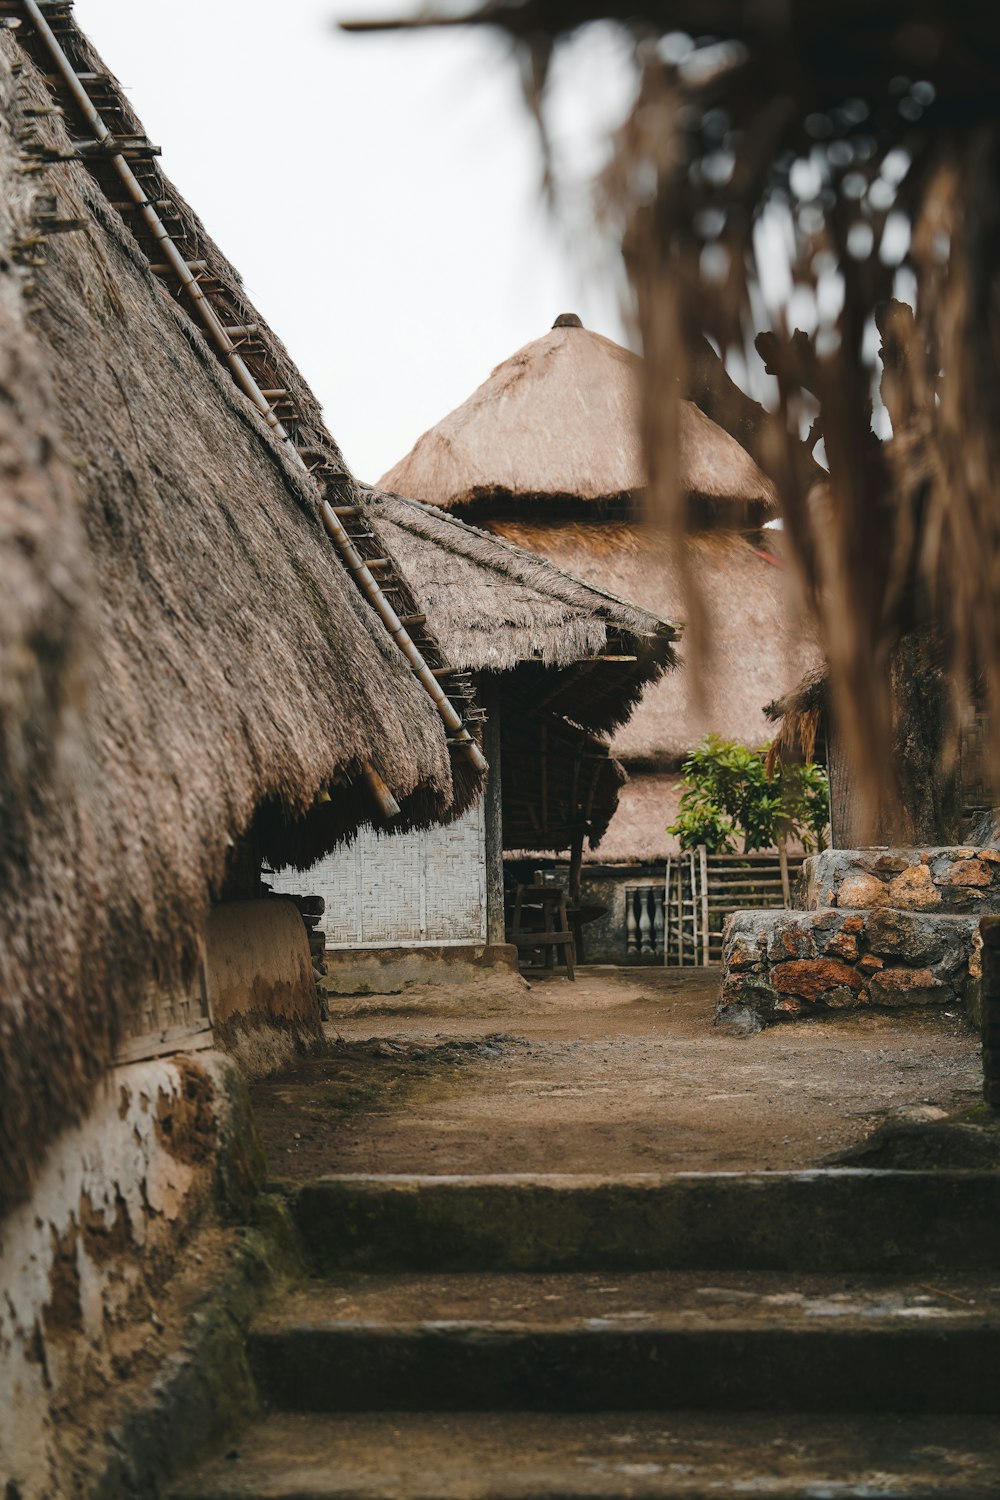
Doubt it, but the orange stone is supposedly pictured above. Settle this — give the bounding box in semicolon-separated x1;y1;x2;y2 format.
887;863;941;910
837;873;887;909
824;932;859;961
943;859;994;888
772;958;864;1001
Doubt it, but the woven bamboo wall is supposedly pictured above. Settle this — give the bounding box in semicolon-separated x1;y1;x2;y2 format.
270;801;487;948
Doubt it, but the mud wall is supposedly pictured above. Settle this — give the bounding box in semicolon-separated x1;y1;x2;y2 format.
0;1051;260;1500
206;899;321;1075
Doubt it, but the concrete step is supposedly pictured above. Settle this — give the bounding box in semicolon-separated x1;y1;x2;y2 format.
247;1270;1000;1414
168;1410;1000;1498
292;1171;1000;1274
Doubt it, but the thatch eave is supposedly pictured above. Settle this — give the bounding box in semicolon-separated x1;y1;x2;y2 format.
0;29;462;1216
764;665;829;773
364;487;679;735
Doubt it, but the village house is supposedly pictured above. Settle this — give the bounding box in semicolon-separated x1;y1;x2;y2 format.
270;488;677;986
0;9;484;1494
381;314;821;958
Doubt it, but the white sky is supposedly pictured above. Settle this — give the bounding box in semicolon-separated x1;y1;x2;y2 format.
73;0;637;483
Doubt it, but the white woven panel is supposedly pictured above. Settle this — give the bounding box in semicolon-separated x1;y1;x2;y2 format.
270;801;487;948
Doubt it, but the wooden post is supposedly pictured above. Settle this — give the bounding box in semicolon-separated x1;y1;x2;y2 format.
482;676;506;947
980;917;1000;1111
699;844;710;968
778;835;791;906
568;825;584;905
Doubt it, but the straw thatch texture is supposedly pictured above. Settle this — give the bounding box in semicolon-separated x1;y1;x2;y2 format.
366;490;677;729
492;521;819;766
581;771;685;863
765;667;828;774
380;321;777;514
361;490;677;850
0;38;454;1215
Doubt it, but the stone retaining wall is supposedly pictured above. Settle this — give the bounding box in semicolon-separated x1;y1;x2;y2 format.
719;906;981;1027
801;847;1000;914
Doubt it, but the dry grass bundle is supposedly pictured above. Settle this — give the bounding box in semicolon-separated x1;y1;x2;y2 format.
351;0;1000;833
764;667;828;777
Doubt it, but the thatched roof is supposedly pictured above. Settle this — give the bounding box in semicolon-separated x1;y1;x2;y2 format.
492;521;821;767
0;30;459;1213
379;318;777;516
361;490;677;850
365;489;678;734
581;771;685;864
764;666;829;773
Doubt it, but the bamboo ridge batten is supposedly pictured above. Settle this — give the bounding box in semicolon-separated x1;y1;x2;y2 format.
13;0;486;794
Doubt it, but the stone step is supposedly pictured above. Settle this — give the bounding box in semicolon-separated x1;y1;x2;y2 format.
292;1171;1000;1274
168;1410;1000;1498
247;1271;1000;1415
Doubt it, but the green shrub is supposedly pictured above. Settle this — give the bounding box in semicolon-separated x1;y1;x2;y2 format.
667;734;829;854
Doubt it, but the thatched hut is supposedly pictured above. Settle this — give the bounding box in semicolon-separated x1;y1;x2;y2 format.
0;17;475;1218
381;316;820;864
272;488;676;982
0;10;502;1494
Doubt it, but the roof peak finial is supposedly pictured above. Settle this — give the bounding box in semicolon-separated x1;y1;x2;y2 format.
552;312;583;329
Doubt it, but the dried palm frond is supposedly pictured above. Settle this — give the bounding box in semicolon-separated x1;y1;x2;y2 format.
347;1;1000;833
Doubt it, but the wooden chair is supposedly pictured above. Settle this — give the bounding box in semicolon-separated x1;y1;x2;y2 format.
509;883;576;980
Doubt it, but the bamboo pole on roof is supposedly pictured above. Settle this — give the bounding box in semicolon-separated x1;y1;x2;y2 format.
20;0;487;789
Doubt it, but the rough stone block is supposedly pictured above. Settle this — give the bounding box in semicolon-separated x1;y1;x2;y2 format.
824;931;859;962
886;864;941;910
725;929;766;971
767;918;817;963
868;967;946;1007
837;873;888;909
772;958;864;1004
825;984;865;1009
717;973;775;1022
942;858;995;888
872;853;911;874
863;910;947;966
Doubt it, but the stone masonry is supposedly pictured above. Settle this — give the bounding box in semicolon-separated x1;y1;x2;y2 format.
717;846;1000;1029
802;847;1000;914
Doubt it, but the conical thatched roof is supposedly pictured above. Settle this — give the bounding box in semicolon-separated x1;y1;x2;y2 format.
0;29;459;1213
379;318;777;514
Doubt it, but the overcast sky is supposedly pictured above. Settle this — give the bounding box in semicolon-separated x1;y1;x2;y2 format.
73;0;637;483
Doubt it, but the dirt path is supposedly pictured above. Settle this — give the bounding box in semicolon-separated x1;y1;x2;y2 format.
251;966;981;1180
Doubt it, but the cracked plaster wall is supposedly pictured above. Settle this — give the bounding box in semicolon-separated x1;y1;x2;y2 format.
0;1051;233;1499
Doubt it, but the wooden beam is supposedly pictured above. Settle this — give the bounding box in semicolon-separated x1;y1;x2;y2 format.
482;677;505;948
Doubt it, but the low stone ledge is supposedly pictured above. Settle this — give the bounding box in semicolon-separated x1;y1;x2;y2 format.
718;907;981;1028
800;847;1000;915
